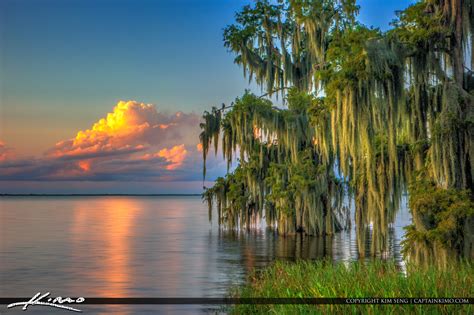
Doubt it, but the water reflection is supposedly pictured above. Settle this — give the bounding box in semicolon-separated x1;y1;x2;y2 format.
0;196;410;314
70;198;140;297
213;224;405;271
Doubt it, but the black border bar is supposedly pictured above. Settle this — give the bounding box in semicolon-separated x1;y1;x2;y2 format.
1;298;472;305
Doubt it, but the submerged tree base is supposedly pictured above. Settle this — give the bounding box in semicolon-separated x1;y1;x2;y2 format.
229;260;473;314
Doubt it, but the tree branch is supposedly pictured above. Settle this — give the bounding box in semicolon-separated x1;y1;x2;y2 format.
259;86;291;98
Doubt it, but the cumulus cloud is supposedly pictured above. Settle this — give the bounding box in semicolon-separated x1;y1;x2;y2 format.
49;101;199;160
0;141;14;161
0;101;227;184
142;144;188;170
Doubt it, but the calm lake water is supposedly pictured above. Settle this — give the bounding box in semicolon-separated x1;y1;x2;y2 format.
0;196;411;314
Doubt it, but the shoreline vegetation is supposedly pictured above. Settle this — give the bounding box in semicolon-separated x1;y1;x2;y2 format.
200;0;474;263
229;259;473;314
199;0;473;311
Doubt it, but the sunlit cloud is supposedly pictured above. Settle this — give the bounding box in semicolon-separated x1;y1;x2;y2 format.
45;100;201;176
49;101;190;160
0;141;14;161
142;144;188;170
77;160;92;172
0;101;227;185
196;143;203;152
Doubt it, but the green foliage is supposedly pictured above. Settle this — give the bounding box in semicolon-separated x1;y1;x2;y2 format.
201;90;348;235
286;87;312;113
402;180;474;264
324;26;383;86
229;259;473;314
390;2;449;50
199;106;222;178
223;0;359;94
202;0;474;259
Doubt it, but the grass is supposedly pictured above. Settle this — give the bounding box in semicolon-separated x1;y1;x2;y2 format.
228;259;473;314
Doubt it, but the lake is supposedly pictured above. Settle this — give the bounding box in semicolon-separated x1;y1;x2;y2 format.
0;196;410;314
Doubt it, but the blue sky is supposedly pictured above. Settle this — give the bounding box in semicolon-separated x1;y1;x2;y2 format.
0;0;415;193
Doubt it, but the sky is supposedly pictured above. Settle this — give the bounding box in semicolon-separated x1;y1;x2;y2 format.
0;0;414;194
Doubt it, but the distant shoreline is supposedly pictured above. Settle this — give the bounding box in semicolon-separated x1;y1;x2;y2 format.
0;194;202;197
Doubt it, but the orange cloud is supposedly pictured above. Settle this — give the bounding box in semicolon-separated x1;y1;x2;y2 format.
158;123;175;129
158;145;188;170
0;101;229;184
0;141;14;162
51;101;158;159
73;101;157;145
33;100;210;180
141;144;188;170
48;100;199;163
77;160;91;172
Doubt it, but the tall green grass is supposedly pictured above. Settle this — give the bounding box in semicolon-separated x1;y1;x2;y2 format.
229;260;473;314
